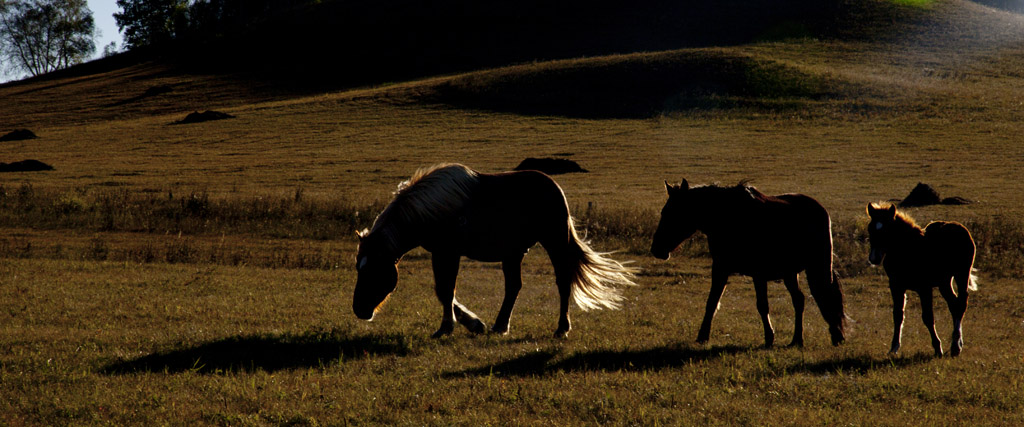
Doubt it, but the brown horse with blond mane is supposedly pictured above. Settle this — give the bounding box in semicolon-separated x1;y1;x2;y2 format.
353;163;637;339
866;203;977;357
651;180;847;348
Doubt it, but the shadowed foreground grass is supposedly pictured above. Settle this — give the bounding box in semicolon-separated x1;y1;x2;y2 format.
1;250;1022;425
101;329;411;374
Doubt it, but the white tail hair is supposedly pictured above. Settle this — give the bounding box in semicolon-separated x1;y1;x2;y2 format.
567;217;638;311
968;268;979;292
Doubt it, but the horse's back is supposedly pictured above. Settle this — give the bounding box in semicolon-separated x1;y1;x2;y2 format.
759;193;832;242
713;190;833;277
449;170;569;260
774;193;830;221
479;170;568;213
924;221;976;267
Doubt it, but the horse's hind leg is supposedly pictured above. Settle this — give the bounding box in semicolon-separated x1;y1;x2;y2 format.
552;260;574;339
942;272;970;356
491;253;525;335
543;244;575;339
783;274;804;347
753;277;775;348
919;288;943;356
697;268;729;344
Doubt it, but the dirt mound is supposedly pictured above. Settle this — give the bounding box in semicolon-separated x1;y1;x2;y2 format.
0;159;54;172
174;110;235;124
899;183;971;207
0;129;38;142
514;158;588;175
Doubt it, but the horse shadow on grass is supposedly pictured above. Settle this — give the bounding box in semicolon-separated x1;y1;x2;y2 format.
786;352;936;376
101;329;411;375
447;343;751;378
448;344;936;378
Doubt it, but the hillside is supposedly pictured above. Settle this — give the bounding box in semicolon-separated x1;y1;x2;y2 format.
2;2;1024;424
0;0;1023;203
2;0;1024;207
3;0;1024;127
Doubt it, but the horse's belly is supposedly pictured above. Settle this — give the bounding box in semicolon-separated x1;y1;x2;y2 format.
716;248;803;280
458;228;535;262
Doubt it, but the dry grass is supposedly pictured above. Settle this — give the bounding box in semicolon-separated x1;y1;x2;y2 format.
1;254;1022;425
2;0;1024;424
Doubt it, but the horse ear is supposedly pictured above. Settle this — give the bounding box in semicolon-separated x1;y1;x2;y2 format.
883;204;897;219
866;203;877;216
665;179;689;196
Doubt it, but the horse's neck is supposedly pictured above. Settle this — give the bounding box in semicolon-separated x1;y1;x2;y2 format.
373;221;420;258
891;224;926;254
696;197;748;238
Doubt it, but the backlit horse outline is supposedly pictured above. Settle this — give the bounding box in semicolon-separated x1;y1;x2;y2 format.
651;180;847;347
353;163;637;338
866;203;977;357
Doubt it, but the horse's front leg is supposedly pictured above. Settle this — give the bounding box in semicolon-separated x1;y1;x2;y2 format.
753;277;774;348
491;253;525;335
783;274;804;347
919;288;943;356
697;268;729;344
431;253;461;338
890;287;907;355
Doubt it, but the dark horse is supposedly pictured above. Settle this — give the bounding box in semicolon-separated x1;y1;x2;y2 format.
651;180;846;347
866;203;977;357
353;164;636;338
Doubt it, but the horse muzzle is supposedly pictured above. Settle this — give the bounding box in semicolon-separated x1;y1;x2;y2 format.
650;246;671;260
868;248;884;265
353;305;376;321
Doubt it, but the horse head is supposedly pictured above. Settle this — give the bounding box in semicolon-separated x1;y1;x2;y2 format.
353;229;400;320
651;179;699;260
866;202;898;265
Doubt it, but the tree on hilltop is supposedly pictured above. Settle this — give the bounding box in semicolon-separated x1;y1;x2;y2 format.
114;0;189;49
0;0;96;77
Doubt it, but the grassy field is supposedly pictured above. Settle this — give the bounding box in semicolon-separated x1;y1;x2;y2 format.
3;0;1024;424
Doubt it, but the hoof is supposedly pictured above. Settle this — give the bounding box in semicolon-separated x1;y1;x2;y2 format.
553;329;569;339
788;339;804;348
829;325;845;346
466;319;487;334
830;333;845;346
431;324;454;339
490;325;510;335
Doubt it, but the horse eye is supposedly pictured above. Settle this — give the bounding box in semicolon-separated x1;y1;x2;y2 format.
358;257;368;270
874;222;883;231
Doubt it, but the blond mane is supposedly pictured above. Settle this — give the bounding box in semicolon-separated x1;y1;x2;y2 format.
369;163;480;252
870;202;923;233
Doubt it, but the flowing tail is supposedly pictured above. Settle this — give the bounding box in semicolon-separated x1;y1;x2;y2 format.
808;269;847;345
968;268;979;292
829;271;849;332
566;217;638;310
